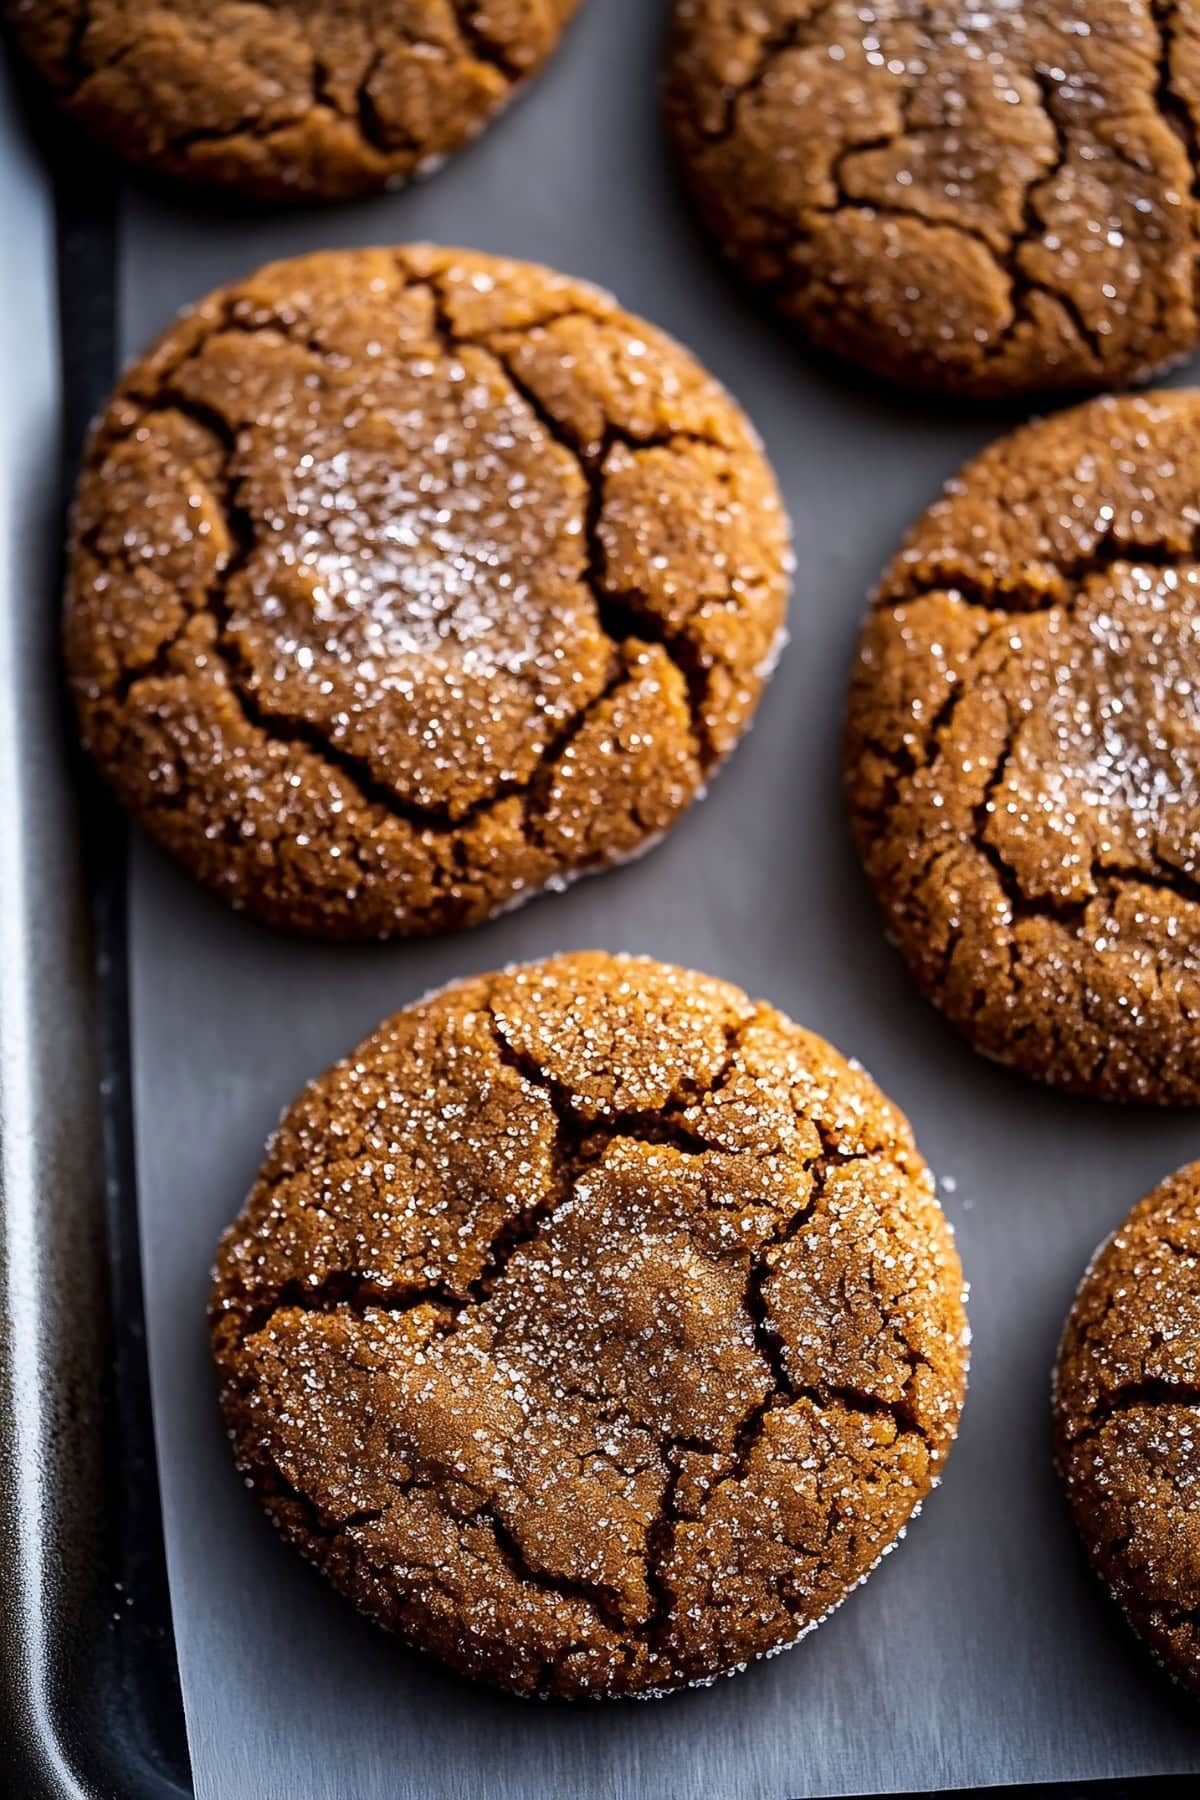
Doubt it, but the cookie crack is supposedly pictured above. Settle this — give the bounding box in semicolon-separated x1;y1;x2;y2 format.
155;108;319;158
751;1177;926;1423
744;1211;810;1407
254;1456;386;1546
104;417;647;849
352;48;402;155
1151;1;1200;313
974;734;1047;929
1071;1375;1200;1442
467;334;723;766
146;403;515;838
487;996;764;1148
58;15;147;106
809;194;1006;266
447;2;523;82
882;526;1200;613
657;1336;925;1651
980;62;1107;369
113;396;449;827
967;716;1148;996
467;1008;845;1511
639;1441;697;1649
107;284;739;848
238;1274;460;1342
688;1146;931;1569
699;0;840;145
223;1010;759;1357
57;27;442;163
635;1155;902;1660
864;612;1200;949
476;1503;630;1635
1093;856;1200;911
766;176;1108;372
231;1152;571;1356
486;1012;727;1159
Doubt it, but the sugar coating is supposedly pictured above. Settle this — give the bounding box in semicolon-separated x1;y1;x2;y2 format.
1055;1159;1200;1695
4;0;583;202
845;389;1200;1103
65;246;791;939
665;0;1200;395
210;951;969;1699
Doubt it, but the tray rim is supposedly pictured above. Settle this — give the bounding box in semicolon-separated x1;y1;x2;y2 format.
0;70;189;1799
1;46;1198;1800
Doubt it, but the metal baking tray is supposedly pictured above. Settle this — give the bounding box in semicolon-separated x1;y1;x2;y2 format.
4;3;1200;1795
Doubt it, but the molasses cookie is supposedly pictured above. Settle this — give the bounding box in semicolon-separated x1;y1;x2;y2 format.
1056;1161;1200;1695
5;0;582;202
67;247;790;938
845;390;1200;1103
210;952;969;1698
665;1;1200;396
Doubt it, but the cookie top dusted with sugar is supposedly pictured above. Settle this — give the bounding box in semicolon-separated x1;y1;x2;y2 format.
845;390;1200;1102
665;0;1200;396
210;952;968;1698
66;247;790;938
5;0;583;201
1056;1160;1200;1695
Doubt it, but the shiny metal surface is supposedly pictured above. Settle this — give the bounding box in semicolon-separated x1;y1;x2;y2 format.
0;59;184;1799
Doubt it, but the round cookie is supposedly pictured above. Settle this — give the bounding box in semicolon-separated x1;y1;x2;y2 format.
5;0;582;202
664;1;1200;397
845;390;1200;1103
210;951;968;1699
67;246;790;938
1056;1161;1200;1695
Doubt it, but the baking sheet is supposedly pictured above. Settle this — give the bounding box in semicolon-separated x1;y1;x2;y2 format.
110;1;1200;1793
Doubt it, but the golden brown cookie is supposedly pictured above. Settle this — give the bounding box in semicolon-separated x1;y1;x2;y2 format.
664;1;1200;396
210;952;969;1699
1056;1161;1200;1695
845;390;1200;1103
67;247;790;938
5;0;582;202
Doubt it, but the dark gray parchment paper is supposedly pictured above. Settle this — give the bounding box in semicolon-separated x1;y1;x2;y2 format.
123;2;1200;1793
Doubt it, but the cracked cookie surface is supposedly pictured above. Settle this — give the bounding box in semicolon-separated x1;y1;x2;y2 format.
1056;1160;1200;1694
665;0;1200;396
66;246;789;938
209;951;968;1698
5;0;582;201
845;390;1200;1103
